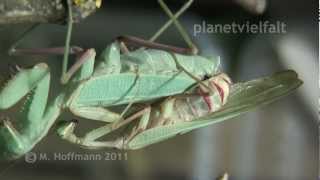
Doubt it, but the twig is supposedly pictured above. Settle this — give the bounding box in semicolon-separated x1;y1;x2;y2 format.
0;0;98;24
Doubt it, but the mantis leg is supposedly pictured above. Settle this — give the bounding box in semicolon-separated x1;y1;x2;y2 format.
0;63;49;109
117;35;195;55
0;63;62;159
9;46;83;56
118;37;212;93
69;106;123;123
170;53;213;93
8;0;89;84
13;46;95;84
9;46;95;84
8;20;81;57
155;0;198;54
86;106;151;142
149;0;194;42
57;106;152;149
127;0;197;54
116;37;210;92
62;48;96;83
115;0;198;55
8;24;40;55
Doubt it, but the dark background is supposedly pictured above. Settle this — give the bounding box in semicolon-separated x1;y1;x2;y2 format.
0;0;318;179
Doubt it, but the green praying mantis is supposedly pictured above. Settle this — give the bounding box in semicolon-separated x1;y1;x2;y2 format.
57;72;233;149
0;0;302;160
0;0;218;159
56;70;302;150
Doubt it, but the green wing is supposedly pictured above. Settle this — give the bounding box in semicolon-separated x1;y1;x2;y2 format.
201;70;303;121
127;70;303;149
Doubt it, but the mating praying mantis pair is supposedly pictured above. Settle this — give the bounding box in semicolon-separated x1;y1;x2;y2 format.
0;0;302;160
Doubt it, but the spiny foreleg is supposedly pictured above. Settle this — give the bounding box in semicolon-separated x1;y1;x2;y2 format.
0;63;54;159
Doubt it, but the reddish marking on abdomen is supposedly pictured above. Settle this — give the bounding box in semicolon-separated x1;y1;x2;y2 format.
198;88;212;111
211;81;224;103
222;77;231;85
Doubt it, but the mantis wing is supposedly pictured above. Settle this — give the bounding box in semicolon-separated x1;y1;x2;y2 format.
127;70;303;149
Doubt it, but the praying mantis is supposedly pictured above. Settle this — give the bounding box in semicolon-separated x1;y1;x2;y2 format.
0;0;302;160
0;0;217;159
58;72;233;149
56;70;301;150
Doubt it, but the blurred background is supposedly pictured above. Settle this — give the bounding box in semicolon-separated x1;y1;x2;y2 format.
0;0;318;179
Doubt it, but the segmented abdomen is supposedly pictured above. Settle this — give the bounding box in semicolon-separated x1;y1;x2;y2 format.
161;73;232;125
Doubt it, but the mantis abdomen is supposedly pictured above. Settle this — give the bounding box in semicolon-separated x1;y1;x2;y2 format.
149;73;231;128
